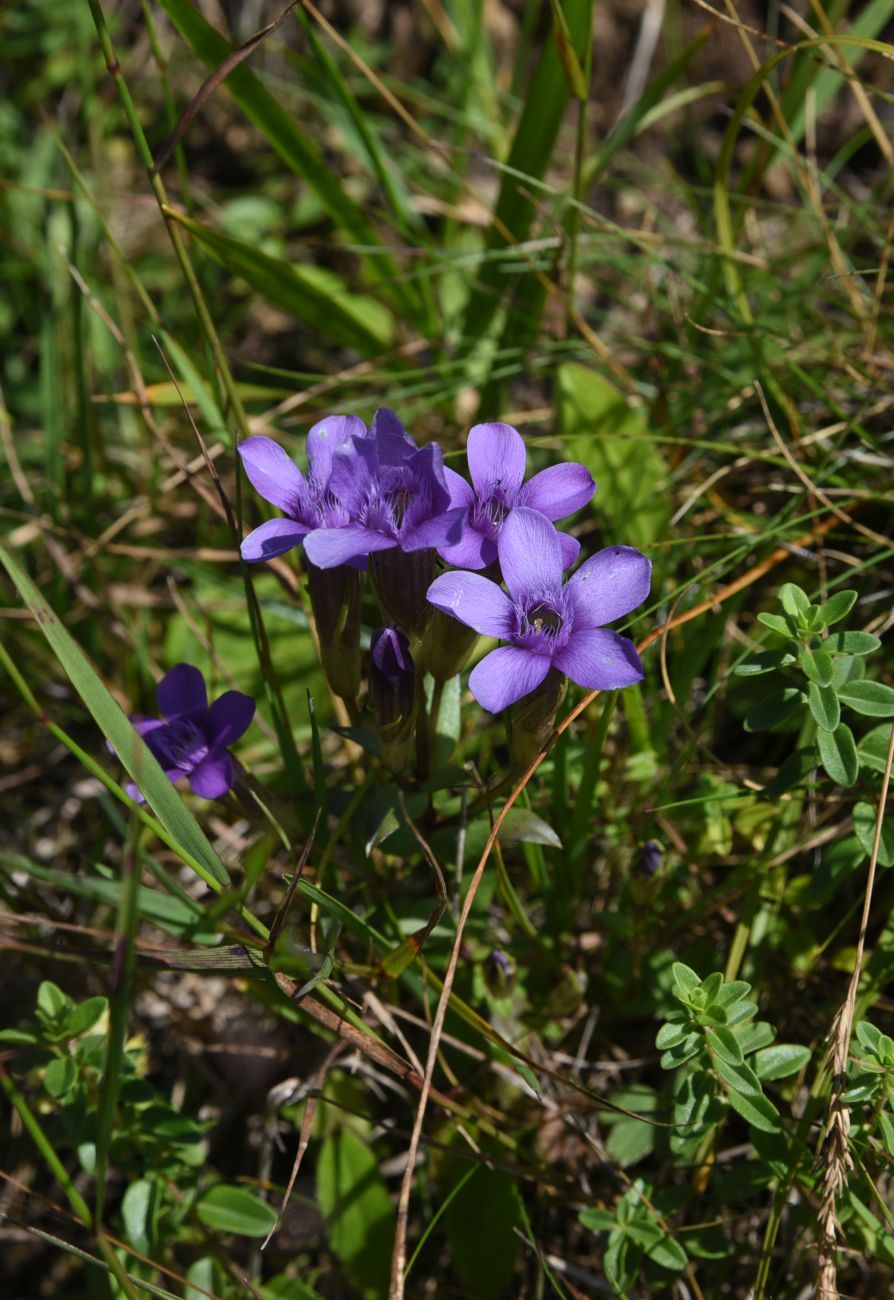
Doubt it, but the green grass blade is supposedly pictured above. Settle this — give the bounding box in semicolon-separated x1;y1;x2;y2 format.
166;209;395;357
459;0;593;349
0;541;231;888
157;0;423;324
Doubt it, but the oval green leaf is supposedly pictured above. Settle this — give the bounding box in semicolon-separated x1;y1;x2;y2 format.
195;1184;279;1238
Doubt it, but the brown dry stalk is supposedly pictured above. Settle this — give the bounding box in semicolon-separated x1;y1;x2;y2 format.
815;721;894;1298
388;506;861;1298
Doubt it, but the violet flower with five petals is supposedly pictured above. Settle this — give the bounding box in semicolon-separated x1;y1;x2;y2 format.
427;508;651;713
303;421;465;569
238;414;366;563
439;422;595;570
126;664;254;801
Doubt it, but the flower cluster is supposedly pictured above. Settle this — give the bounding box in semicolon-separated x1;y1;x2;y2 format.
238;409;651;716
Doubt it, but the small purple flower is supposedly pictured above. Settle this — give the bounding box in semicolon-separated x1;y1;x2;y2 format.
238;413;367;563
369;627;416;728
427;508;650;713
126;664;254;801
303;419;465;570
439;422;595;570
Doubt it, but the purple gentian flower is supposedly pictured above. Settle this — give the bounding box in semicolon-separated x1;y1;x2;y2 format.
427;508;650;713
369;627;416;728
303;421;465;570
238;413;367;562
439;422;595;570
126;664;254;801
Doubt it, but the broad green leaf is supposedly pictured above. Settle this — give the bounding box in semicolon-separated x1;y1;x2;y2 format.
500;807;562;848
707;1026;744;1066
765;749;815;799
744;688;805;733
753;1044;811;1081
558;364;669;548
122;1179;154;1255
879;1113;894;1159
778;583;809;619
44;1056;77;1098
837;679;894;717
656;1021;691;1050
711;980;752;1009
168;211;394;356
826;630;881;656
858;723;894;774
800;648;834;686
64;997;108;1038
713;1054;764;1097
700;972;724;1004
579;1207;616;1231
0;543;230;888
659;1035;701;1070
756;612;795;638
853;801;894;867
808;681;840;732
644;1231;688;1272
195;1184;279;1238
671;962;701;996
317;1130;394;1300
817;590;857;627
732;1020;775;1054
186;1257;219;1300
817;722;859;787
261;1278;325;1300
725;1086;781;1133
734;650;796;676
445;1165;522;1300
37;981;70;1022
856;1020;886;1057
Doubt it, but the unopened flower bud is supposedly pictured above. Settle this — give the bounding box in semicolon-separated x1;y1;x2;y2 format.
633;841;663;877
306;561;362;701
484;949;516;998
509;668;567;771
369;627;417;772
417;606;479;682
372;549;436;640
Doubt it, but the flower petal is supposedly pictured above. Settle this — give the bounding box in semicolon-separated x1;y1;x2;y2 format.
401;507;466;551
306;414;367;483
208;691;255;747
371;407;413;445
327;437;377;516
517;462;596;520
304;524;394;569
427;571;514;637
469;646;551;713
188;750;235;799
444;466;475;510
497;508;563;602
238;437;306;514
553;628;644;689
466;422;526;498
566;546;652;627
241;517;308;562
558;530;581;569
438;524;495;570
156;664;207;721
132;716;165;737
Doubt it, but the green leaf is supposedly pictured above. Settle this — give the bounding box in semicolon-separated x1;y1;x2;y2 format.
579;1207;616;1232
195;1184;279;1238
837;680;894;717
671;962;701;996
558;364;669;548
713;1055;764;1097
732;1021;776;1054
817;722;859;787
37;981;71;1024
44;1056;77;1098
765;749;816;799
656;1022;691;1050
261;1277;325;1300
711;980;752;1009
858;723;894;774
744;688;806;733
317;1130;394;1300
500;807;562;848
756;612;795;638
856;1020;886;1057
725;1086;781;1133
444;1165;522;1300
807;681;840;732
644;1231;688;1272
64;997;108;1038
753;1044;811;1081
817;590;857;627
122;1179;154;1254
707;1026;744;1066
800;648;834;686
0;543;230;888
853;801;894;867
186;1258;219;1300
826;630;881;656
735;650;796;676
167;210;394;357
778;583;810;619
879;1113;894;1160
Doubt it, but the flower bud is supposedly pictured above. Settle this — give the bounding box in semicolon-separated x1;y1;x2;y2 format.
416;606;479;682
306;561;362;701
483;949;516;998
369;627;417;772
509;668;567;771
633;841;663;877
371;548;436;640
